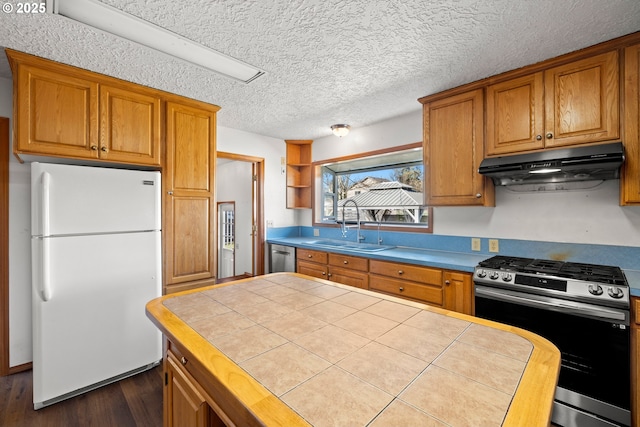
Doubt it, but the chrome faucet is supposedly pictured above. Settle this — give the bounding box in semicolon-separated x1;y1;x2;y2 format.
341;199;362;242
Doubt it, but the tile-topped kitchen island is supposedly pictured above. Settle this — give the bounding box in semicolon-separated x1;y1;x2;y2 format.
145;273;560;427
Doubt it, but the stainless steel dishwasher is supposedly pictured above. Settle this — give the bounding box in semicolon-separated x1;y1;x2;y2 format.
268;244;296;273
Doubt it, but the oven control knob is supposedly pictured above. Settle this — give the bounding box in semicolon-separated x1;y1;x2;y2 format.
476;269;487;278
588;284;603;296
501;273;513;282
489;271;500;280
607;287;624;299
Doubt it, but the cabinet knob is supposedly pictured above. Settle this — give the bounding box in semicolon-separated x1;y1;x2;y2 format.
546;132;553;139
445;280;451;286
398;270;403;275
308;254;312;258
100;146;108;152
343;260;348;264
475;193;482;198
180;356;187;366
90;145;98;151
322;271;326;275
399;287;404;292
536;135;542;141
327;273;332;278
167;191;173;195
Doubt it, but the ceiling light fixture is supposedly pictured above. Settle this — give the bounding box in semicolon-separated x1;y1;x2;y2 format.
49;0;265;84
331;124;350;137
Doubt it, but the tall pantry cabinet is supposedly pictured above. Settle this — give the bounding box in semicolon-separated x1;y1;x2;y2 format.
164;100;219;293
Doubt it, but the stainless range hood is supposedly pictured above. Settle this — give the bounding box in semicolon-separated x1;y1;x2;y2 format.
478;142;624;186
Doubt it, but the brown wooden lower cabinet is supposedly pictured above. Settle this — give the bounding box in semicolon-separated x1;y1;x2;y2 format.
295;248;474;315
165;349;226;427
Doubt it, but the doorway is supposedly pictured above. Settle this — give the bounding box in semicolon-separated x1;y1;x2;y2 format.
215;152;264;282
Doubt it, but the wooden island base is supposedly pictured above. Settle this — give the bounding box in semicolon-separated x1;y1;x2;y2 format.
146;273;560;427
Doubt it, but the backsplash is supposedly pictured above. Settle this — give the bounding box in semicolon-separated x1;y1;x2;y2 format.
267;226;640;271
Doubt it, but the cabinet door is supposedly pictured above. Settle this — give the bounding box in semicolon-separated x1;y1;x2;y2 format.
165;101;217;286
165;351;227;427
99;85;161;165
15;64;99;158
544;51;619;148
424;89;493;206
486;73;545;155
622;43;640;205
442;271;473;315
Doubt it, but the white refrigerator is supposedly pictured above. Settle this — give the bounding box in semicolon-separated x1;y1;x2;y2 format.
30;162;162;409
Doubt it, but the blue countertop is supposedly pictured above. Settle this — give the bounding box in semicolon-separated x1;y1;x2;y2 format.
268;237;640;297
268;237;489;273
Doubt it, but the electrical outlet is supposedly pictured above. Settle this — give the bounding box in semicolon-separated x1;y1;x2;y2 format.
489;239;499;253
266;220;274;228
313;229;320;237
471;238;481;251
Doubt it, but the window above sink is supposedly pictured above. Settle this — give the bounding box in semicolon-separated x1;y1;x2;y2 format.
312;142;432;234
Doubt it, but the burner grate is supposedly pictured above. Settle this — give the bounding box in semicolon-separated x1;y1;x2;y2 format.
477;256;627;286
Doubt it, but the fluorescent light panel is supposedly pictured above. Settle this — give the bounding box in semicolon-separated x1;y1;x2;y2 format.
50;0;265;83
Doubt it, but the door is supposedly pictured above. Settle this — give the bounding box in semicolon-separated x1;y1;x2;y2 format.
31;163;161;236
216;153;265;279
217;202;235;280
32;231;162;407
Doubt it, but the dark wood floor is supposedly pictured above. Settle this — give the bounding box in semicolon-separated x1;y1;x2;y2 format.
0;365;163;427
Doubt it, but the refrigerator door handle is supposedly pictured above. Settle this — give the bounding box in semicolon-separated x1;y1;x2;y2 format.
40;172;52;301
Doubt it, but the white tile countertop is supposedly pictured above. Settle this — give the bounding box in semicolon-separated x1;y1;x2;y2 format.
146;273;561;427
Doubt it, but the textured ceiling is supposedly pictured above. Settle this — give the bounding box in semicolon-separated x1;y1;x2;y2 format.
1;0;639;140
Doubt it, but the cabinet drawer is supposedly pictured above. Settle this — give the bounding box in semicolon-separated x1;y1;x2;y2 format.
297;260;328;279
369;260;442;285
329;266;369;289
328;253;368;272
369;275;443;306
297;248;328;264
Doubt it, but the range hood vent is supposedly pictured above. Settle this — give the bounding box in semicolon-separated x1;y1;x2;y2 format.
478;142;624;186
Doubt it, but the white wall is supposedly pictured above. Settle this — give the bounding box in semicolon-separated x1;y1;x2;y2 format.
217;126;297;229
1;76;33;367
308;110;640;247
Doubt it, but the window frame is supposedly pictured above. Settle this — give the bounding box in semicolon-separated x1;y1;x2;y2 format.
312;142;432;233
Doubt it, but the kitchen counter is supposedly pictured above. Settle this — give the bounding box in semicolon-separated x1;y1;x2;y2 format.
146;273;560;427
267;236;487;272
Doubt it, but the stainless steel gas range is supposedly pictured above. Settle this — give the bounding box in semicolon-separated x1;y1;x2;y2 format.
474;255;630;427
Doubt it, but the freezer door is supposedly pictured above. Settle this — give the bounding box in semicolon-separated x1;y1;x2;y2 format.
31;162;161;236
32;231;162;407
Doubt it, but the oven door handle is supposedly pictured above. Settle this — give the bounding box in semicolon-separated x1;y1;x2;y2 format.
475;286;629;324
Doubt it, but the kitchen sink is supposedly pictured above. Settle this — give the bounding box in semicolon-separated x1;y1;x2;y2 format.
306;239;395;252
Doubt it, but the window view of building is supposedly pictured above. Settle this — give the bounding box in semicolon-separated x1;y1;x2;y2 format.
317;145;429;229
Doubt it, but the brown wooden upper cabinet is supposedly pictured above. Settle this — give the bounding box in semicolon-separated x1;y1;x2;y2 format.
486;51;619;156
8;49;162;166
623;42;640;206
423;89;494;206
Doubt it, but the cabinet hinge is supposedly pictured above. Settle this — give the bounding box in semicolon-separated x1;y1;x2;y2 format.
252;174;257;181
